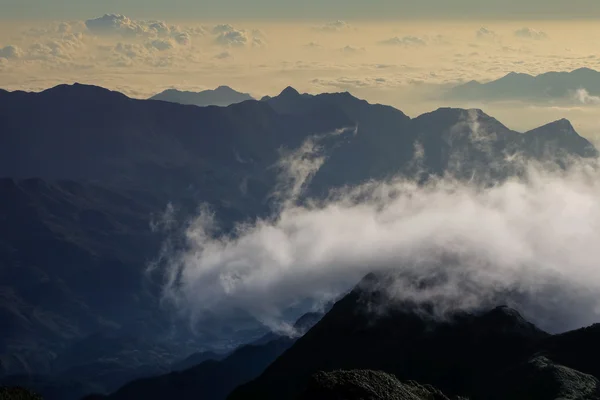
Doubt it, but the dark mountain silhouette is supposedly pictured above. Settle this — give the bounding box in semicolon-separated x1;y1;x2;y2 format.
88;311;324;400
87;337;293;400
445;67;600;102
494;356;600;400
298;370;457;400
523;118;598;159
149;86;254;107
229;273;600;400
170;351;225;373
0;83;597;399
0;386;43;400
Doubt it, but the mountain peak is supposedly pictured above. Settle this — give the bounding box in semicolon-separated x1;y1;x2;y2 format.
571;67;598;74
279;86;301;97
534;118;576;133
215;85;236;92
39;83;129;102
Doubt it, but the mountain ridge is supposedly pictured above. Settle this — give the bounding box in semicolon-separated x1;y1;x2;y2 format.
149;86;254;107
445;67;600;102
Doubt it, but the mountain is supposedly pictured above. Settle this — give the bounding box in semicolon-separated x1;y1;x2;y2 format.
149;86;254;107
229;272;600;400
170;351;225;373
445;67;600;102
495;356;600;400
0;83;597;398
0;386;43;400
89;311;323;400
229;273;549;399
298;370;457;400
87;337;294;400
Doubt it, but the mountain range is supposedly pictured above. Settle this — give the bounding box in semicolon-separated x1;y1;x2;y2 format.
0;83;597;399
75;272;600;400
445;67;600;103
149;86;254;107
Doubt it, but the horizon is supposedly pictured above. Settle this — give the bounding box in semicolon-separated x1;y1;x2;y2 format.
4;3;600;399
2;16;600;140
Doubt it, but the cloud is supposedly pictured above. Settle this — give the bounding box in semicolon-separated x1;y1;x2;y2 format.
210;24;265;47
311;76;396;90
315;20;350;32
572;88;600;105
215;29;248;47
173;32;191;46
305;42;322;48
85;14;187;41
252;37;267;47
0;45;22;59
214;51;232;59
85;14;146;36
152;115;600;335
514;27;548;40
380;36;426;47
114;42;147;59
149;39;175;51
476;27;498;40
340;45;366;54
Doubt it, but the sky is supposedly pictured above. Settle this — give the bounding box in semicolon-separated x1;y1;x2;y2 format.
4;0;600;20
2;5;600;140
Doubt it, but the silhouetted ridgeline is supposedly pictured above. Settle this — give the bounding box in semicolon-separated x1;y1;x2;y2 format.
0;83;597;400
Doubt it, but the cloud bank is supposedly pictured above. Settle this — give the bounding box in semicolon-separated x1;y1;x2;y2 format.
380;36;427;47
152;123;600;335
515;27;548;40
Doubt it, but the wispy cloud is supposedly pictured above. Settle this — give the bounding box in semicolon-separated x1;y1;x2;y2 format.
514;27;548;40
152;117;600;335
379;36;426;47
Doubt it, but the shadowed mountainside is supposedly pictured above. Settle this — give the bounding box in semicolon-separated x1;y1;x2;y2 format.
229;273;600;400
0;83;597;399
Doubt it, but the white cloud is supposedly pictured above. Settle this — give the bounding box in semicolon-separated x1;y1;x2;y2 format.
85;14;188;42
173;32;191;46
210;24;265;47
0;45;22;59
572;88;600;105
85;14;146;36
212;24;236;35
380;36;427;47
214;51;232;59
476;27;498;40
340;45;366;54
515;27;548;40
153;124;600;334
311;76;395;90
215;29;248;47
315;20;350;32
149;38;175;51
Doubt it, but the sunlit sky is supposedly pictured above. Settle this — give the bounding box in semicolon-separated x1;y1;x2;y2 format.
3;0;600;19
2;2;600;140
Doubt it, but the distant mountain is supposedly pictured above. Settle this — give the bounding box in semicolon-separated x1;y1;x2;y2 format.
229;273;600;400
149;86;254;107
170;351;225;373
90;311;324;400
0;83;597;399
445;67;600;102
88;337;294;400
